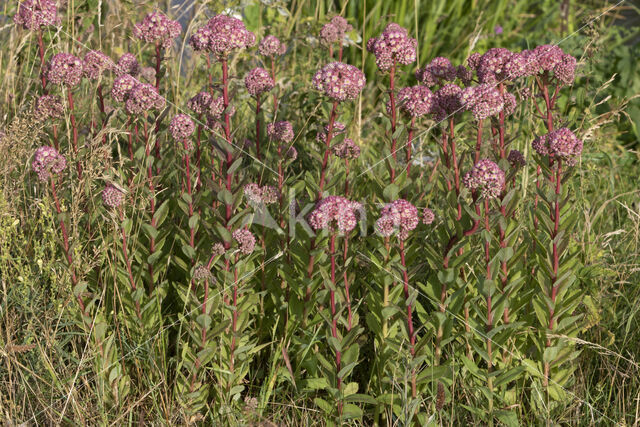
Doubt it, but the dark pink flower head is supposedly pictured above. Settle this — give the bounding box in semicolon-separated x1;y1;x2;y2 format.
467;53;482;71
83;50;113;80
503;52;528;80
317;121;346;144
14;0;59;30
367;23;417;71
422;208;435;225
259;35;286;56
502;92;517;116
244;183;278;205
376;199;419;240
308;196;362;234
435;83;463;116
460;84;504;121
190;14;255;59
313;62;366;102
267;121;294;143
330;16;352;34
417;57;457;86
457;65;473;86
32;146;66;181
45;53;84;87
206;95;227;119
554;54;577;85
332;138;360;159
115;53;140;77
477;48;513;83
463;159;505;199
133;12;182;49
35;95;64;120
320;16;352;46
507;149;526;169
232;229;256;255
111;74;139;102
532;134;550;156
187;91;213;115
397;85;436;118
169;114;195;141
547;128;582;164
245;67;275;97
124;82;165;115
533;44;564;72
102;184;124;208
519;49;540;76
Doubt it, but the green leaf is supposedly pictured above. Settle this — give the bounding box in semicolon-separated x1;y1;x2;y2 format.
313;397;332;414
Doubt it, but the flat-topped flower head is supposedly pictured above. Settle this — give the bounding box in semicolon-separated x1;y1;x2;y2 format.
376;199;419;240
477;48;513;83
467;53;482;71
212;243;226;257
502;92;517;116
507;149;526;169
435;83;463;116
367;23;417;71
45;53;84;87
187;91;212;115
35;95;64;120
554;54;577;85
206;95;228;119
320;16;352;46
313;62;366;102
463;159;505;199
416;57;457;87
124;82;165;115
532;134;550;156
190;14;255;59
259;35;286;57
14;0;59;30
548;128;583;164
422;208;435;225
193;265;213;282
460;84;504;121
244;183;278;205
32;146;66;181
169;114;195;141
267;121;294;143
533;44;564;71
332;138;360;159
111;74;139;102
245;67;275;97
519;49;540;76
397;85;436;118
317;121;347;143
233;229;256;255
133;12;182;49
503;52;528;80
309;196;362;234
115;53;140;77
102;184;124;208
83;50;113;80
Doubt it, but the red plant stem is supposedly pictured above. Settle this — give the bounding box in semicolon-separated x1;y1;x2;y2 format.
344;159;350;196
318;101;339;199
221;59;234;231
498;83;506;159
449;117;462;219
255;95;262;161
143;117;156;291
329;235;343;410
399;240;417;398
126;116;134;161
37;29;47;93
441;131;452;192
207;55;213;94
153;43;163;168
343;237;352;331
270;57;278;112
484;198;495;404
338;44;343;62
195;118;202;191
497;85;510;323
97;84;105;116
474;119;483;164
154;42;161;90
183;139;196;255
67;91;82;178
52;124;59;150
329;45;333;60
405;118;416;177
189;275;211;393
388;62;397;182
118;208;142;321
50;178;87;318
230;265;239;373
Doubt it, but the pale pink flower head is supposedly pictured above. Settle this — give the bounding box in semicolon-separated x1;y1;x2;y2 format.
520;49;540;76
83;50;114;80
193;265;213;282
460;84;504;121
169;114;195;141
232;229;256;255
133;12;182;49
124;82;165;115
212;243;226;257
115;53;140;77
532;134;551;156
245;67;275;97
312;62;366;102
477;48;513;83
367;23;417;71
397;85;436;118
376;199;419;240
244;183;279;205
502;92;517;116
547;128;583;164
111;74;139;102
463;159;505;199
416;57;456;86
259;35;286;56
503;52;528;80
332;138;360;159
190;14;255;59
320;16;352;46
45;53;84;87
102;184;124;208
14;0;59;30
267;121;294;143
32;146;66;181
35;95;64;120
554;54;577;85
187;91;213;115
422;208;435;225
308;196;362;234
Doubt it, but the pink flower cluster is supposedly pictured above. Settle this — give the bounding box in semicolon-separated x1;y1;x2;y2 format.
35;95;64;120
434;83;463;119
460;84;505;121
193;265;213;282
308;196;362;234
187;91;212;115
312;62;366;102
375;199;419;240
416;57;457;87
508;150;526;168
13;0;60;30
32;146;66;181
319;16;353;46
463;159;505;199
245;67;275;97
532;128;582;164
332;138;360;159
83;50;113;80
45;53;84;87
267;121;294;143
233;229;256;255
111;74;138;102
397;85;436;118
113;80;165;115
115;53;140;77
102;185;124;208
366;23;417;71
169;114;195;141
133;12;182;49
244;183;278;205
422;208;435;225
190;14;255;59
317;122;346;143
258;35;286;57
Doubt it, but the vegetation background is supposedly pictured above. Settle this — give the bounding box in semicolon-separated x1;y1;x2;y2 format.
1;0;639;424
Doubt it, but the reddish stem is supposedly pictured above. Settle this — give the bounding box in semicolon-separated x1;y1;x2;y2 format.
317;101;339;199
270;57;278;112
406;117;416;178
37;29;47;93
255;95;262;161
389;62;398;182
143;117;156;291
329;235;343;413
67;91;82;178
399;240;417;398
